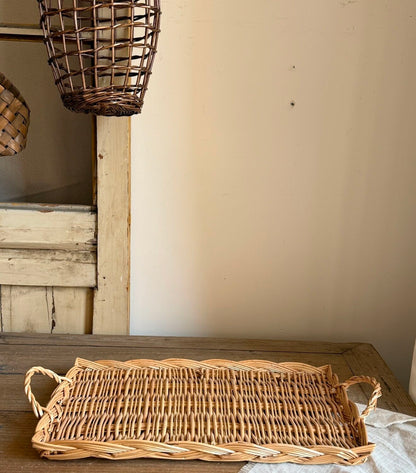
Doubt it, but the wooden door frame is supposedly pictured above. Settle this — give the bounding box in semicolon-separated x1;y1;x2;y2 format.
93;117;131;335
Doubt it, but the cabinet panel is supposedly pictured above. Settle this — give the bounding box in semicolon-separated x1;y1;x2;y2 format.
0;204;96;250
0;286;93;334
0;249;96;287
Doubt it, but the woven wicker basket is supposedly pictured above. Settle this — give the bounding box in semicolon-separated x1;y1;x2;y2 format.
0;73;30;156
37;0;161;116
25;358;382;464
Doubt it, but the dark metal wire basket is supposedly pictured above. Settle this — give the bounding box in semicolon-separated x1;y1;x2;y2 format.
37;0;161;116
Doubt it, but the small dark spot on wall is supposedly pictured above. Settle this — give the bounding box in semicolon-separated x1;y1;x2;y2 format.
290;101;295;107
292;65;296;69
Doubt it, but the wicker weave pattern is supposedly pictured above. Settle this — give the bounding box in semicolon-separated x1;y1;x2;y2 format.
0;73;30;156
37;0;161;116
25;358;382;464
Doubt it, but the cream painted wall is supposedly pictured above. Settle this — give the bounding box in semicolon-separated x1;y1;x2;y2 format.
131;0;416;388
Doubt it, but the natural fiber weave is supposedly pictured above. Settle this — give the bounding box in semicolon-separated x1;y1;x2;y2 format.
0;73;30;156
25;358;382;464
37;0;161;116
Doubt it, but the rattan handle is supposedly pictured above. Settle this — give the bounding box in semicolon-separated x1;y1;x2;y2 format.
340;376;382;419
24;366;71;418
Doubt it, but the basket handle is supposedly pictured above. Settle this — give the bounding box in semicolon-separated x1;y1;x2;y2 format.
24;366;71;418
339;375;382;419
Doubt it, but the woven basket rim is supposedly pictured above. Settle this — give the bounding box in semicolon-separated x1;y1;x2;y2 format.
73;357;332;373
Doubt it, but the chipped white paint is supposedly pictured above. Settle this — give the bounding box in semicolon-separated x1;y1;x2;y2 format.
0;286;93;334
0;204;96;333
0;204;96;251
0;249;96;287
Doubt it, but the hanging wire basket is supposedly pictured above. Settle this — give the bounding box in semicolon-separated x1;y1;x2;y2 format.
37;0;161;116
0;73;30;156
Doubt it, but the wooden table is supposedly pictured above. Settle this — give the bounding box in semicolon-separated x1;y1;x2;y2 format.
1;333;415;472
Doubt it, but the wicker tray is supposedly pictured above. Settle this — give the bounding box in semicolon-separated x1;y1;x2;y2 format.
24;358;381;464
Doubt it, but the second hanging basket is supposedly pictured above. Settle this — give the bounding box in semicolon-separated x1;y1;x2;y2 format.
37;0;161;116
0;73;30;156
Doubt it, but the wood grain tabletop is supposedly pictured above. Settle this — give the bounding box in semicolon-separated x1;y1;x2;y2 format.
1;333;415;472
